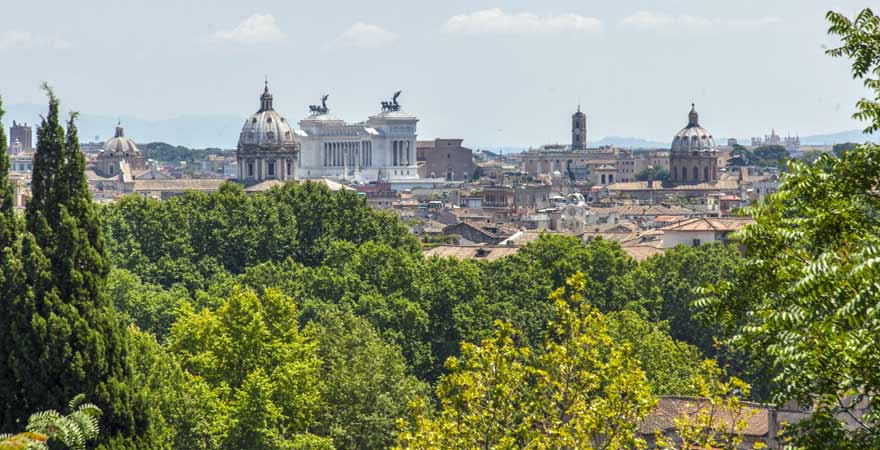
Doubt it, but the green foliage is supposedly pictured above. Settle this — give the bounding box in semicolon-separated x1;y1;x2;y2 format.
107;268;189;340
306;311;427;450
605;311;704;396
833;142;859;157
0;96;12;220
656;361;763;450
395;274;656;449
727;144;789;168
752;145;789;167
127;326;229;450
102;181;419;290
0;395;101;450
696;9;880;447
139;142;228;163
474;235;636;349
169;288;324;448
0;86;148;448
636;166;669;182
827;8;880;134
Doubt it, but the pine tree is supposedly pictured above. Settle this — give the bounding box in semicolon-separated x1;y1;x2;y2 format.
0;86;144;447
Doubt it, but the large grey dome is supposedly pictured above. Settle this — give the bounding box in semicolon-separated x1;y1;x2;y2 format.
238;83;296;147
671;104;715;153
102;125;140;156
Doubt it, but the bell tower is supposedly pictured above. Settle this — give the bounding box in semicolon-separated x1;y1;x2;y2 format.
571;105;586;150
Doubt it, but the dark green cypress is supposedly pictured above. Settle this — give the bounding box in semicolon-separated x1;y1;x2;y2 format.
0;86;144;447
0;95;28;428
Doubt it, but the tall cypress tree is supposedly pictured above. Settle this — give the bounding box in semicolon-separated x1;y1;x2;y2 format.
0;86;144;447
0;95;30;428
0;95;14;240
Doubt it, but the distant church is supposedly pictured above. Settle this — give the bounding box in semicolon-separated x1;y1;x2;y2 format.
235;81;421;184
571;106;586;151
669;104;718;184
236;82;300;184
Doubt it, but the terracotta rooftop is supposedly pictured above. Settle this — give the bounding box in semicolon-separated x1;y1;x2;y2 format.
592;204;699;216
659;217;755;232
639;396;770;437
605;180;741;192
621;244;666;262
423;245;520;261
132;178;227;192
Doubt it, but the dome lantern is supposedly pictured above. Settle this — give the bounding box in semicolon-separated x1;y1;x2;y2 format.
259;80;274;112
687;103;699;128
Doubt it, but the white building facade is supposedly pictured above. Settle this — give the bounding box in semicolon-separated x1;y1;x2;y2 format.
296;100;419;182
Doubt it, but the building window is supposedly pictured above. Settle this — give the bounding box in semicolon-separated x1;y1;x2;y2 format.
692;239;701;247
693;166;699;180
267;161;275;177
247;162;255;178
287;161;292;177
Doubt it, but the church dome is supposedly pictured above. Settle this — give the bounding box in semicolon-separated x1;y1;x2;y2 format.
101;125;140;156
239;82;296;147
671;104;715;153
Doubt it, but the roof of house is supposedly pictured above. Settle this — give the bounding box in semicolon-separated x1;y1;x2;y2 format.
244;179;286;192
592;204;699;216
303;178;355;191
85;170;116;182
132;178;228;192
639;396;770;437
659;217;755;232
424;245;520;261
605;180;741;192
620;244;666;262
444;221;518;240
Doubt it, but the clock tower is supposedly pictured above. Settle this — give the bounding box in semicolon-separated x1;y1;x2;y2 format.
571;105;587;151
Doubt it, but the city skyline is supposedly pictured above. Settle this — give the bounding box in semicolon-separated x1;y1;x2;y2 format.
0;0;874;147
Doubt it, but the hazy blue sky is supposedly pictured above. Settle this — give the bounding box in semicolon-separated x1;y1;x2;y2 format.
0;0;873;147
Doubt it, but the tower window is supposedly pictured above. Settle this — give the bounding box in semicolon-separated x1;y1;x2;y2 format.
247;162;255;178
267;161;275;177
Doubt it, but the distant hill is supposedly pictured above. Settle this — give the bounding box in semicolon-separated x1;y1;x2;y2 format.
592;136;667;149
4;103;242;149
799;129;880;145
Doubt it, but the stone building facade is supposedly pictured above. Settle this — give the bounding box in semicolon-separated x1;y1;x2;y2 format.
95;124;146;177
236;82;300;184
669;104;718;184
296;95;419;182
9;121;32;153
417;138;476;181
572;105;586;150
